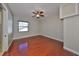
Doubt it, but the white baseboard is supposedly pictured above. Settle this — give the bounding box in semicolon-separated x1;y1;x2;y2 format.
13;34;39;40
41;35;63;42
7;40;14;51
13;34;63;42
0;51;5;56
64;46;79;55
1;40;14;56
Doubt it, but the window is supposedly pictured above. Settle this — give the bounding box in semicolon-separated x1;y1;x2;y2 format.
18;21;29;32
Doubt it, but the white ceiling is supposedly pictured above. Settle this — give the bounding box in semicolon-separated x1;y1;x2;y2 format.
8;3;60;18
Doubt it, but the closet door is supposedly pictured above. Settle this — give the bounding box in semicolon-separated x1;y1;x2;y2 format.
64;15;79;54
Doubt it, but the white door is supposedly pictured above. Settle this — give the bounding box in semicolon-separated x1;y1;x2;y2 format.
64;16;79;54
1;4;8;51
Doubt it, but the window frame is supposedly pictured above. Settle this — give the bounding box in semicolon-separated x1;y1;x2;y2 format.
18;20;29;32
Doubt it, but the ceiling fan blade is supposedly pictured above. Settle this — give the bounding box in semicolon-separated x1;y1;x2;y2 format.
40;11;43;14
40;14;44;17
37;11;39;13
32;12;37;14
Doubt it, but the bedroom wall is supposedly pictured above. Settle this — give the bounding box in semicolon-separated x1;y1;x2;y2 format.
13;9;63;42
8;9;13;45
39;12;63;41
13;16;39;39
13;12;63;42
11;4;63;42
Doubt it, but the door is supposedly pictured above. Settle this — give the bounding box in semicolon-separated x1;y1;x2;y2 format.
0;3;12;52
0;7;3;52
0;4;8;52
64;16;79;54
2;4;8;51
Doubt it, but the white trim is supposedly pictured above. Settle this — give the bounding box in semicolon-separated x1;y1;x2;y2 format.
41;35;63;42
0;51;5;56
64;46;79;55
1;4;7;10
7;40;14;51
13;34;39;40
13;34;63;42
1;40;14;56
1;3;8;52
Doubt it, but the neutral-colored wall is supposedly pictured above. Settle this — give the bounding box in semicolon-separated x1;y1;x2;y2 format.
13;16;39;39
64;15;79;55
13;11;63;42
39;13;63;41
13;14;63;42
8;10;13;45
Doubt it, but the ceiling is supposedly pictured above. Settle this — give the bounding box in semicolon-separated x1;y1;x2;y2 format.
8;3;60;18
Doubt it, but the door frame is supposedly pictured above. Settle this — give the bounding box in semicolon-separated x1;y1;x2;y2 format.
1;3;8;52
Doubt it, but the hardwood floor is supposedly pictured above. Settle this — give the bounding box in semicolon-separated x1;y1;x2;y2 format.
3;35;77;56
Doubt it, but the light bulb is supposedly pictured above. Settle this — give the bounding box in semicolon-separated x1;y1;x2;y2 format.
36;14;40;17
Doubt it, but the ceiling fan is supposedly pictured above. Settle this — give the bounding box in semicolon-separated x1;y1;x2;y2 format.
32;9;44;18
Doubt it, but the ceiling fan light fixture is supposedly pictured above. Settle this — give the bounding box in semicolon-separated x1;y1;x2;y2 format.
32;8;45;18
